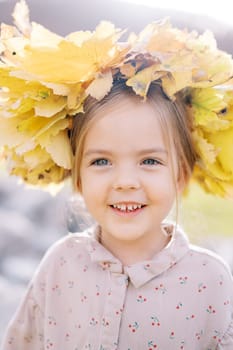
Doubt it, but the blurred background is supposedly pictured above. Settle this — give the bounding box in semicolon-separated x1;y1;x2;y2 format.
1;0;233;342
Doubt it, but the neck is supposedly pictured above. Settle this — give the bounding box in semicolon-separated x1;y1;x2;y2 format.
98;227;171;266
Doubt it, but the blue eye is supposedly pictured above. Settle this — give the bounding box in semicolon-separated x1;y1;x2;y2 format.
142;158;160;165
91;158;110;166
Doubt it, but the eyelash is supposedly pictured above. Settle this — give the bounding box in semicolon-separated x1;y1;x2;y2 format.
90;158;110;166
90;158;162;166
142;158;161;166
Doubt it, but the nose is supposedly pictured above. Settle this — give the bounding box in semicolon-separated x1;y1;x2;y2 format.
112;165;140;191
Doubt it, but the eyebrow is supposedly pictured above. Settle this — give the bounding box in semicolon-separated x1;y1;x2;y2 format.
83;148;168;157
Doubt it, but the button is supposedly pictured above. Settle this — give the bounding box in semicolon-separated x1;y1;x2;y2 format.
116;275;128;286
117;276;124;285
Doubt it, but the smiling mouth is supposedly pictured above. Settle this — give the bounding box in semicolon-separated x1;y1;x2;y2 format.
110;203;146;213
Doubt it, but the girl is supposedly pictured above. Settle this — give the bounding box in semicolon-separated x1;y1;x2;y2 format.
2;81;233;350
1;2;233;349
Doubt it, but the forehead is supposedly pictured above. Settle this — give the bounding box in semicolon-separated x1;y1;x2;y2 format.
83;95;167;151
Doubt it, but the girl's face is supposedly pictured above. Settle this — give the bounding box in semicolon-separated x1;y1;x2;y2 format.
79;96;183;250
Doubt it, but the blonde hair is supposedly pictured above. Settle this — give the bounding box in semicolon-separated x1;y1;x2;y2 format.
70;80;197;193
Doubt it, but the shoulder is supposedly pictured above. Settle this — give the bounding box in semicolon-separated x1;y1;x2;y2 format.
189;243;232;274
170;224;232;281
46;228;93;255
32;228;95;275
185;243;233;289
27;228;97;299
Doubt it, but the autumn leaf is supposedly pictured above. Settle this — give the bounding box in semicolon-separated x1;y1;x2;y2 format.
126;64;166;97
12;0;31;36
86;70;113;100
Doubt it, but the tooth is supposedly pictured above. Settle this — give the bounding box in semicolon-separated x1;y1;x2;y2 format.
113;204;144;211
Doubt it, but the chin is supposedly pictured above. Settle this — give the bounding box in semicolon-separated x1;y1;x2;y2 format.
110;229;147;242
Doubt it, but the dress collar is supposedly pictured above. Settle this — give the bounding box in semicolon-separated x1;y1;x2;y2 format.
85;223;190;288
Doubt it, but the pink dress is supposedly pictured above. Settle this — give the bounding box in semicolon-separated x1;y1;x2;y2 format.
1;224;233;349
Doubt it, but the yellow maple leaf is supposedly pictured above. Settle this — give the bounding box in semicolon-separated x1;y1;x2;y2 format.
66;83;84;109
192;164;233;198
192;51;233;87
126;64;166;98
34;95;66;117
17;110;67;140
29;22;62;48
192;130;217;165
6;146;67;185
207;126;233;175
12;0;31;36
161;70;192;98
86;71;113;100
146;25;186;53
9;20;125;84
45;130;73;170
190;88;230;131
0;115;28;148
36;118;69;147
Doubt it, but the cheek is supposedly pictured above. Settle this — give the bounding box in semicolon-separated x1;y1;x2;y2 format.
79;168;105;198
149;172;176;198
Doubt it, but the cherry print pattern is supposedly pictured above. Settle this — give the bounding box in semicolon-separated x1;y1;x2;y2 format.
2;226;233;350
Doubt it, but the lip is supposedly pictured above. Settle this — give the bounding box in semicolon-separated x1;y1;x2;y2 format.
110;201;147;206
